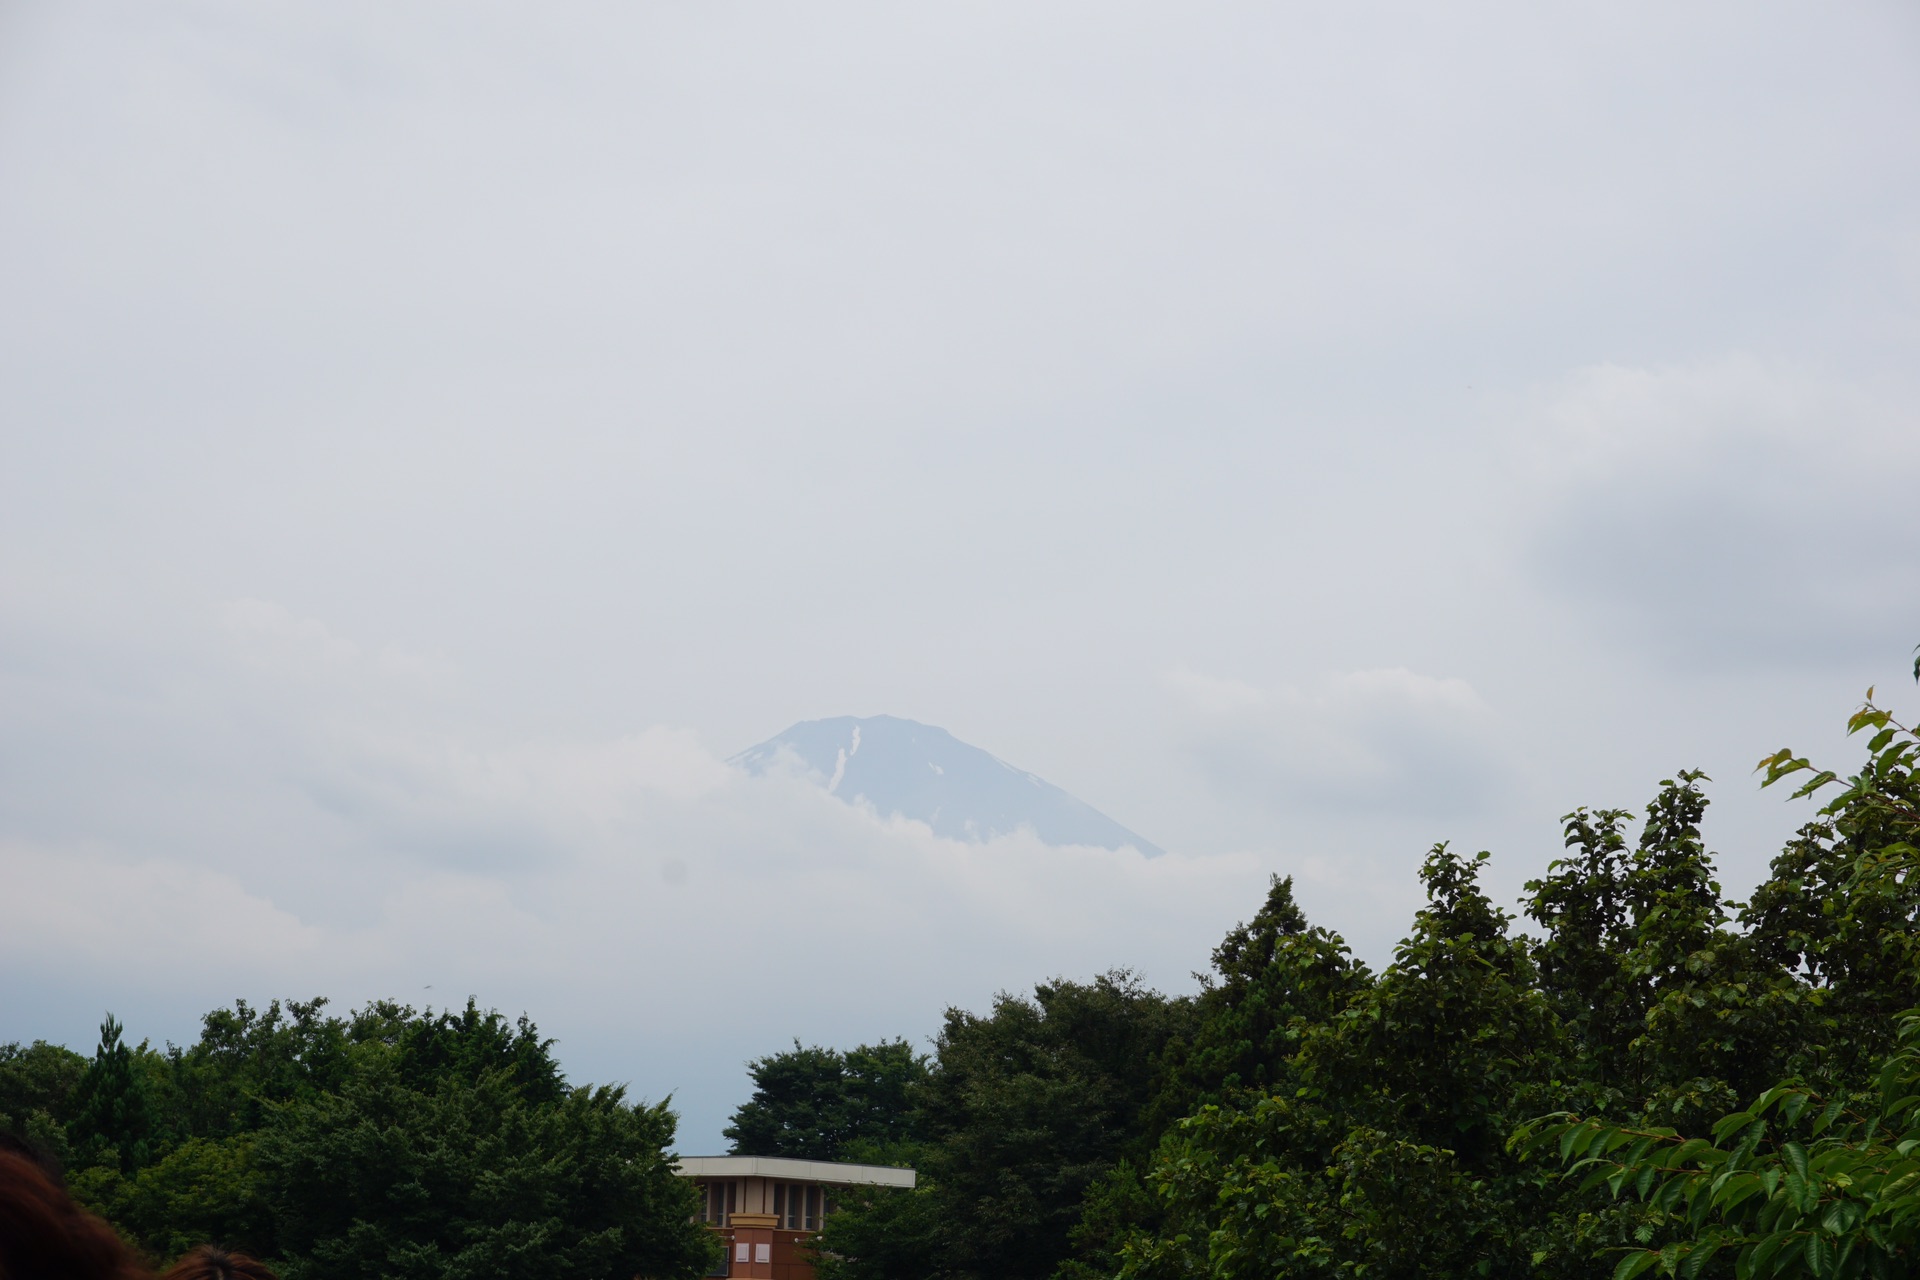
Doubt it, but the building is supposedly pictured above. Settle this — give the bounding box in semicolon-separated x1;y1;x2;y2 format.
675;1155;917;1280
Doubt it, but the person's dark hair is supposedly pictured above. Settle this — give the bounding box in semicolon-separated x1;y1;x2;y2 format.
0;1131;62;1184
157;1247;276;1280
0;1148;149;1280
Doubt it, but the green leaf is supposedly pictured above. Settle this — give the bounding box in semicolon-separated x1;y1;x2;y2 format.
1665;1139;1701;1168
1722;1173;1767;1214
1795;776;1842;805
1805;1233;1829;1278
1614;1249;1661;1280
1679;1239;1722;1280
1783;1143;1811;1183
1768;1234;1807;1277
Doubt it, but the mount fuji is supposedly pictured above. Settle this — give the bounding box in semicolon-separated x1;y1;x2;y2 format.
731;715;1165;857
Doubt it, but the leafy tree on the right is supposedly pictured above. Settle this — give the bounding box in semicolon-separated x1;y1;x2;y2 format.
1099;650;1920;1280
766;645;1920;1280
1517;673;1920;1279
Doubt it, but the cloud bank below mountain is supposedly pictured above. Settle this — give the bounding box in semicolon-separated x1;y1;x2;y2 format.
0;601;1273;1152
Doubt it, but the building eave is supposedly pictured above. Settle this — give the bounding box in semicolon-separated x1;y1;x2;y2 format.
673;1155;917;1189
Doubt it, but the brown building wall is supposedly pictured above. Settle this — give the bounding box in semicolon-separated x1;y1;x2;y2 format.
704;1224;819;1280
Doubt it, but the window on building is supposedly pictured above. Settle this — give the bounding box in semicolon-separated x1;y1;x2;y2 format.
764;1181;830;1230
698;1181;735;1226
773;1182;803;1230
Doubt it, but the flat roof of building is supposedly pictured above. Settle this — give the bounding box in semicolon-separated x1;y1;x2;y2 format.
674;1156;917;1189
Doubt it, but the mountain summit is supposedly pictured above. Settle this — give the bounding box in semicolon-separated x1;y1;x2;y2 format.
731;715;1164;857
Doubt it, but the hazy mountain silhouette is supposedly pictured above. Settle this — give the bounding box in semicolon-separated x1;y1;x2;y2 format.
731;714;1164;857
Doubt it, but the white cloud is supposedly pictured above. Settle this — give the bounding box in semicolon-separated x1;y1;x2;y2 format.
221;597;458;696
1167;664;1501;817
1520;356;1920;667
0;840;328;977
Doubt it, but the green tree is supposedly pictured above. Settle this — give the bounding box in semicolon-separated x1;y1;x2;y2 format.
250;1000;714;1280
41;997;716;1278
1059;877;1369;1280
1517;669;1920;1278
924;970;1193;1280
1743;688;1920;1086
838;1040;930;1160
258;1060;711;1280
1524;773;1809;1134
726;1041;846;1159
166;998;353;1142
1517;1011;1920;1279
77;1135;266;1265
0;1038;88;1167
0;1039;88;1128
725;1038;928;1162
812;1175;946;1280
67;1015;163;1175
1121;845;1564;1280
1162;875;1370;1115
815;971;1194;1280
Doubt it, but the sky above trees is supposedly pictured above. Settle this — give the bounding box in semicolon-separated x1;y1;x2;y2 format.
1;1;1916;1150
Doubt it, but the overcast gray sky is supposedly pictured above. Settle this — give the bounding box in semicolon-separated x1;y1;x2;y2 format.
2;1;1918;1151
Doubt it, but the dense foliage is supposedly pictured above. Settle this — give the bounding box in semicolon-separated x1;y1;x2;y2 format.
0;998;715;1280
1516;684;1920;1278
786;972;1192;1280
1517;1014;1920;1280
731;657;1920;1279
725;1039;929;1162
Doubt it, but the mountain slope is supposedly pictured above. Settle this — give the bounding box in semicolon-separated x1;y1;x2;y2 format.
731;715;1165;857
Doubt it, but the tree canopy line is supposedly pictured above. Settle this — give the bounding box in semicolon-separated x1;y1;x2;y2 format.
0;1000;717;1280
4;656;1916;1279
